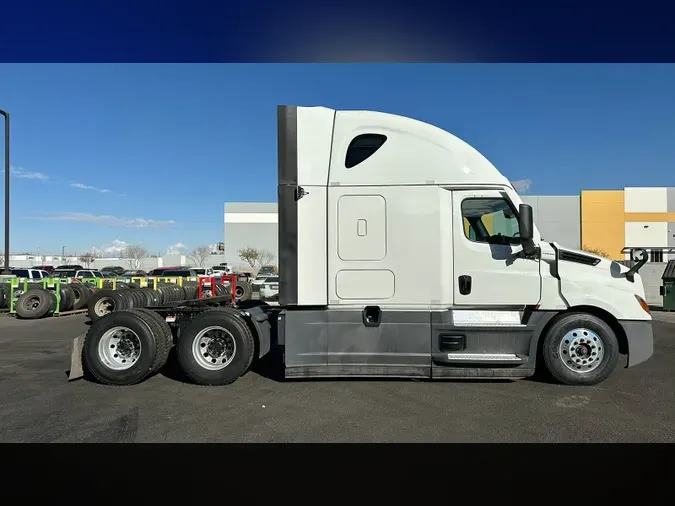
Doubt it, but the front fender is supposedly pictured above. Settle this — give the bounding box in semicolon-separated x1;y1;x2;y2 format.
560;281;651;322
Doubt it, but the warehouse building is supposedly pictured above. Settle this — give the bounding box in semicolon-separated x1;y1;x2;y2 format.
581;187;675;262
223;203;278;267
223;187;675;267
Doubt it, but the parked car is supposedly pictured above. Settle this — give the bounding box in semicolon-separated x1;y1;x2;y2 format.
10;268;50;280
50;269;104;279
120;270;147;278
250;274;270;294
260;275;279;301
100;272;118;278
147;267;185;277
55;264;84;271
258;265;276;276
35;265;55;273
212;263;233;274
192;267;215;277
100;266;126;275
147;268;197;278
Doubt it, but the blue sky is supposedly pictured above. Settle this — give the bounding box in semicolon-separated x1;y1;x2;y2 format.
1;63;674;256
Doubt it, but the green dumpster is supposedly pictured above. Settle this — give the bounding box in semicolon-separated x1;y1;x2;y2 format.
661;260;675;311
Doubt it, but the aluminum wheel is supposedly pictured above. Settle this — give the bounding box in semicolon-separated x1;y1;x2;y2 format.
94;297;115;317
97;326;142;371
558;328;604;373
192;325;237;371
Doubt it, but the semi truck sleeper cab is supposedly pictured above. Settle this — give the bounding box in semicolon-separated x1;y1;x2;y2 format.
69;104;654;387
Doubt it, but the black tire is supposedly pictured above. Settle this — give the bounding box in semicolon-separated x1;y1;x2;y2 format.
175;308;255;386
70;282;91;310
234;281;252;302
15;288;56;319
121;289;141;309
134;308;174;355
541;312;620;386
215;283;231;298
183;281;198;300
131;289;145;308
139;288;160;307
87;289;128;321
154;285;166;305
0;283;9;309
58;285;76;312
127;283;140;289
83;309;170;385
116;282;129;290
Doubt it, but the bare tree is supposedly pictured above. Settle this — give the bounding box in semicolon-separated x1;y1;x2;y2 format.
78;252;96;268
238;247;260;268
0;253;4;269
189;245;212;267
122;245;148;270
258;249;275;266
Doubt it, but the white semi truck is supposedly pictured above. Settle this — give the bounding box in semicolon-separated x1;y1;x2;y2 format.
69;104;654;387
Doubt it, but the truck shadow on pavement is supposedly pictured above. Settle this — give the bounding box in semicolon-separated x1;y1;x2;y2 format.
159;347;287;384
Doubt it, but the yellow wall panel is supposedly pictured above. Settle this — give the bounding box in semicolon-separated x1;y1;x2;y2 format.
581;190;625;260
625;212;675;222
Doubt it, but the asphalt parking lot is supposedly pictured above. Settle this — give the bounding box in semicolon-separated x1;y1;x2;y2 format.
0;311;674;443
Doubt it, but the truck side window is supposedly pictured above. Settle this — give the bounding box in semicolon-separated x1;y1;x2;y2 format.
461;198;521;246
345;134;387;168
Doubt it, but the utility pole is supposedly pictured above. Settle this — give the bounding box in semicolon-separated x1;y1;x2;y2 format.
0;109;9;274
62;245;66;260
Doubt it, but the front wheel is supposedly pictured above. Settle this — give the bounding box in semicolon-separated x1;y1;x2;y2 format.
541;312;619;386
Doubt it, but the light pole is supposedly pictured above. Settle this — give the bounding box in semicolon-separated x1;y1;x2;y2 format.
62;246;66;261
0;109;9;274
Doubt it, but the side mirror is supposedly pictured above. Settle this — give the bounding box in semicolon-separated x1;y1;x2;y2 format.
518;204;536;256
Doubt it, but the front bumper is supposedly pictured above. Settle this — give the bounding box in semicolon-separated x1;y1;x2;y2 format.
620;320;654;368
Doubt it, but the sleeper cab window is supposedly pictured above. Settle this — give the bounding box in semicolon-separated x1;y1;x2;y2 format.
461;198;521;246
345;134;387;168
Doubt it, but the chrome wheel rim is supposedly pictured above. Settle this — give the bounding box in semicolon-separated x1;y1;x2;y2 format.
192;326;236;370
97;326;142;371
559;328;604;373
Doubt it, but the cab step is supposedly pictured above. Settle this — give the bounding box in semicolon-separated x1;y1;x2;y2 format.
443;353;528;365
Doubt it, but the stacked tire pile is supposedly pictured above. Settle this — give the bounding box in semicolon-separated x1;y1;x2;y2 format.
11;282;94;319
0;283;12;310
87;280;252;322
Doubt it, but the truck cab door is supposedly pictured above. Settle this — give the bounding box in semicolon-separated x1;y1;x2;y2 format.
452;190;541;306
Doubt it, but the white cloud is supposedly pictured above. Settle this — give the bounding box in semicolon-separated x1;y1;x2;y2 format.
31;212;176;228
9;165;49;181
511;179;532;193
165;242;187;255
91;239;130;256
70;183;112;193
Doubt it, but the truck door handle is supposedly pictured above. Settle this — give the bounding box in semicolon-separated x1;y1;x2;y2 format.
458;275;472;295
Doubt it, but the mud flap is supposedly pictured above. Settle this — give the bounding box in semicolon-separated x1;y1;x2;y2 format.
68;333;86;381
